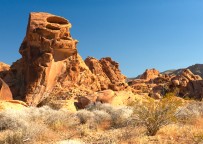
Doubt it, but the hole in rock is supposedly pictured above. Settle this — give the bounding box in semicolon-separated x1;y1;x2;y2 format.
47;16;69;24
46;24;61;30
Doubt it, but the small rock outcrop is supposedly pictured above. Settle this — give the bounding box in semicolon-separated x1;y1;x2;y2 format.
139;68;160;80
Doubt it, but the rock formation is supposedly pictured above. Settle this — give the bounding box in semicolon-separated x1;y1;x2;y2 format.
162;64;203;79
3;12;127;106
0;62;10;72
139;68;160;80
4;12;79;105
129;68;203;100
0;62;10;79
171;69;203;99
85;57;127;91
0;78;13;101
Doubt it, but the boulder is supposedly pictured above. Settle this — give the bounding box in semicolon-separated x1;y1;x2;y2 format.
0;100;27;111
74;96;91;110
96;90;115;103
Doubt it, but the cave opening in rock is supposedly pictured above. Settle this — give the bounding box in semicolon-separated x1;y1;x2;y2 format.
46;24;61;30
47;16;68;24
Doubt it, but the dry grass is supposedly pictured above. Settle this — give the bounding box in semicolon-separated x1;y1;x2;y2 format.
0;100;202;143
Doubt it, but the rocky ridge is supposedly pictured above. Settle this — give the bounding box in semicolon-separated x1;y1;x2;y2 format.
129;68;203;100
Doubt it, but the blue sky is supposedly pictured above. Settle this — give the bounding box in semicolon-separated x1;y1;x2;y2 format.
0;0;203;77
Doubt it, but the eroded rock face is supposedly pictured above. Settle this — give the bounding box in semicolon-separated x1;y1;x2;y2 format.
85;57;127;91
4;12;79;105
171;69;203;99
0;62;10;72
184;80;203;100
57;54;101;91
0;62;10;79
4;12;127;106
0;78;13;101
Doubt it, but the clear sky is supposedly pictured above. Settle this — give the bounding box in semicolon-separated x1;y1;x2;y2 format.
0;0;203;77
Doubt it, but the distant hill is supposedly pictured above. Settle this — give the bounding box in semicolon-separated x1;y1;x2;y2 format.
162;64;203;78
129;64;203;81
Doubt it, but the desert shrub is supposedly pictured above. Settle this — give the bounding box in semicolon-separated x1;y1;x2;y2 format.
0;109;29;131
24;106;79;130
2;130;25;144
43;109;79;130
132;96;183;136
76;110;95;124
92;110;111;124
76;109;112;131
86;102;133;128
176;101;203;123
0;106;81;143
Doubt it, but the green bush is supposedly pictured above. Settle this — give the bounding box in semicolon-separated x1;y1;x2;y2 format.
132;96;183;136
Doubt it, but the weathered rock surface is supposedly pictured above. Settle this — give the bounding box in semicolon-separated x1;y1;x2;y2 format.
3;12;127;106
129;68;203;100
85;57;127;91
171;69;203;99
0;78;12;101
0;62;10;72
184;80;203;100
4;12;79;105
0;100;27;111
139;68;160;80
0;62;10;79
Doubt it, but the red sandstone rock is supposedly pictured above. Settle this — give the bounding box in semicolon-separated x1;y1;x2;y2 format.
85;57;127;91
0;62;10;79
0;62;10;72
4;12;127;106
170;69;203;99
85;57;111;90
100;57;126;84
140;68;160;80
0;78;13;101
96;90;115;103
4;12;80;105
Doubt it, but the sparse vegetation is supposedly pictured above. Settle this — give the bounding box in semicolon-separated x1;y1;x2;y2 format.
0;99;203;143
132;96;183;136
